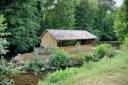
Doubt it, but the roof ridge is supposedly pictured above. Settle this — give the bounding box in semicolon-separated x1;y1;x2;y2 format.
46;29;89;31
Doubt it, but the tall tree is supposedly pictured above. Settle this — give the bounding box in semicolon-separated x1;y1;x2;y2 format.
40;0;75;33
74;0;117;41
40;0;55;33
2;0;41;53
0;15;8;55
96;0;116;11
75;0;94;31
52;0;75;29
114;0;128;40
93;0;117;41
102;13;117;40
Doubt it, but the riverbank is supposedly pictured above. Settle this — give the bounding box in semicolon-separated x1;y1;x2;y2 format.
9;43;120;85
40;51;128;85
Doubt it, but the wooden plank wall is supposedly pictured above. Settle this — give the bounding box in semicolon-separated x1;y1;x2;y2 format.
61;45;92;52
40;32;57;48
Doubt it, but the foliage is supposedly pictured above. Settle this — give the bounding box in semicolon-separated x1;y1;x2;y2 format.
51;0;75;29
75;42;81;55
100;13;117;41
39;0;56;32
74;0;117;41
121;36;128;50
93;2;117;41
124;37;128;49
94;44;115;59
40;0;75;32
45;68;79;83
24;57;44;73
0;57;19;85
75;42;86;63
85;53;95;62
114;0;128;40
74;0;93;31
44;48;54;55
0;15;9;55
1;0;41;53
0;15;17;85
49;47;70;67
96;0;116;11
68;57;79;66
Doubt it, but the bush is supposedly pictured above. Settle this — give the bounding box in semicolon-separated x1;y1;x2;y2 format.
0;57;19;85
121;37;128;50
44;47;54;55
75;42;81;55
94;44;115;59
85;54;95;62
74;42;85;64
45;68;79;83
24;57;44;73
49;47;70;67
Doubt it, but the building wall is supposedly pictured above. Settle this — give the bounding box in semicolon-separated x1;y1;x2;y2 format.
40;32;57;48
60;39;96;52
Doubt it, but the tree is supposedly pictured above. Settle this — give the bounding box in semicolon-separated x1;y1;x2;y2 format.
93;2;117;41
0;57;19;85
114;0;128;40
74;0;94;31
30;0;75;40
39;0;55;33
52;0;75;29
40;0;75;31
0;15;8;55
2;0;41;53
96;0;116;11
0;15;16;85
74;0;117;41
91;0;117;41
102;13;117;40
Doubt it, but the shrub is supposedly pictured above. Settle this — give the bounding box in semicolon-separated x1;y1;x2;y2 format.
49;47;70;67
74;42;86;64
0;15;9;55
75;42;82;56
75;42;81;54
24;57;44;73
94;44;115;59
45;68;79;83
44;47;53;55
70;53;85;65
0;57;19;85
38;81;43;85
85;54;95;62
121;37;128;50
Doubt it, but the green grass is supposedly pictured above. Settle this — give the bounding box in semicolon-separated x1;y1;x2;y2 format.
39;51;128;85
70;51;93;59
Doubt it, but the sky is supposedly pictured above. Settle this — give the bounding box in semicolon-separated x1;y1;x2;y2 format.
115;0;123;7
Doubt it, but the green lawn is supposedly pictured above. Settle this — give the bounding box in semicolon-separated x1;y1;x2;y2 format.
39;50;128;85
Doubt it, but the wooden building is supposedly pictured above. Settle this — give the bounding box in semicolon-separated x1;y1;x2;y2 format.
40;29;97;52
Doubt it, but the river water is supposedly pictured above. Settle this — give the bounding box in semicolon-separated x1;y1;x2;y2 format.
12;70;55;85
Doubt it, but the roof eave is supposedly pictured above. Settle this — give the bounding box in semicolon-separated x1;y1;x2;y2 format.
56;38;97;41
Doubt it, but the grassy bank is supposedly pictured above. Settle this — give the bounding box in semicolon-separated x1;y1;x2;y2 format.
39;51;128;85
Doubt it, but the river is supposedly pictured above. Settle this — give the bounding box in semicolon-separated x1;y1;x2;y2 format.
12;70;55;85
